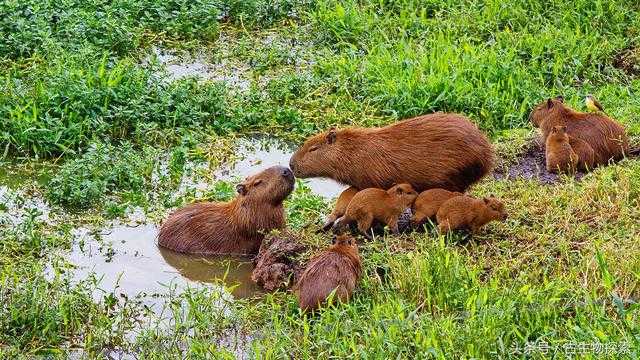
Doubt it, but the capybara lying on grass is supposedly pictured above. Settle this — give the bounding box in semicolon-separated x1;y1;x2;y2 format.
322;186;358;231
289;113;494;192
411;188;463;227
295;234;361;312
157;166;295;255
545;126;578;174
529;97;629;165
436;195;507;235
333;183;418;239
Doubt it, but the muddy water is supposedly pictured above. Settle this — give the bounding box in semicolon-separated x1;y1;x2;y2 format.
67;224;262;303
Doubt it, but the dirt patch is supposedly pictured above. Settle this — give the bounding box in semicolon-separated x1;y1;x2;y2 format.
613;47;640;76
493;138;586;184
251;231;306;291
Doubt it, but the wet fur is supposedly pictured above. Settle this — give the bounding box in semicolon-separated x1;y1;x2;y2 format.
411;188;463;227
295;235;361;312
290;113;494;192
157;166;295;255
530;98;629;165
436;195;507;234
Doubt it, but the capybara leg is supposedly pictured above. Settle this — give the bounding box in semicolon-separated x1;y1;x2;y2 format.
323;187;357;232
438;220;451;234
356;216;374;240
322;214;338;232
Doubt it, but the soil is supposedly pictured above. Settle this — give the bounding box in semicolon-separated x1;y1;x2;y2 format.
251;231;307;291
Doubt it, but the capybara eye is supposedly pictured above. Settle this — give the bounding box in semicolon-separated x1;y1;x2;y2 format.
253;179;264;186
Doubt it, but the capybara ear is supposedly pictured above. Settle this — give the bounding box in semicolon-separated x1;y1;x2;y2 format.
489;194;496;198
547;98;554;109
555;95;564;103
483;197;490;204
326;128;337;144
236;183;247;195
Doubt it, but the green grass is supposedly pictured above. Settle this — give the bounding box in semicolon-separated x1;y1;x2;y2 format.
1;0;640;358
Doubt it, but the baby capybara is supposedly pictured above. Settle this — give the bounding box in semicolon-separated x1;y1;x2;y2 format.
529;97;628;165
436;195;507;234
411;188;463;227
295;234;361;312
289;113;494;193
545;126;578;174
334;183;418;239
321;186;358;231
157;166;295;255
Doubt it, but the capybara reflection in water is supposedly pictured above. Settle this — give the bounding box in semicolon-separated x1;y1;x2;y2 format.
295;234;361;312
545;126;578;174
322;186;358;231
529;97;628;165
411;188;463;227
333;183;418;239
289;113;494;193
157;166;295;255
436;195;507;235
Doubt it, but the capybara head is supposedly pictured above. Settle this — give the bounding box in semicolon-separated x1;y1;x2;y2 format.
235;166;295;205
549;125;569;141
386;183;418;206
482;196;508;221
529;96;565;127
289;128;344;178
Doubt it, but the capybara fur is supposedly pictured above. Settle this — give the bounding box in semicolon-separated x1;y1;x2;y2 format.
568;136;596;171
334;183;418;239
295;234;361;312
437;195;507;234
157;166;295;255
322;186;358;231
545;126;578;174
289;113;494;192
411;188;463;227
529;97;629;165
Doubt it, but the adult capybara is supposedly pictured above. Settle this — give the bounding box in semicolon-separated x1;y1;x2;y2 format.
545;126;578;174
295;234;362;312
437;195;507;234
322;186;358;231
334;183;418;239
529;97;629;165
157;166;295;255
411;188;463;227
569;136;596;171
289;113;494;192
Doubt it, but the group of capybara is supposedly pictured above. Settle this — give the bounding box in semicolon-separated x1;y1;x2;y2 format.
158;97;631;312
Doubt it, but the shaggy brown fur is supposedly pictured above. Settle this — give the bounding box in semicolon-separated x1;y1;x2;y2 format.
289;113;494;192
411;188;463;227
437;195;507;234
157;166;295;255
322;186;359;231
529;97;629;165
295;234;361;312
545;126;578;174
334;183;418;239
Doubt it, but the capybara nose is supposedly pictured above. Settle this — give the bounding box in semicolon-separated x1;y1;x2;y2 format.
288;159;296;173
282;167;294;180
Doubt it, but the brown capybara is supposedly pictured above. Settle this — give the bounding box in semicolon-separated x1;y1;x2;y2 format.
333;183;418;239
568;136;596;171
322;186;358;231
289;113;494;193
157;166;295;255
411;188;463;227
295;234;361;312
529;97;629;165
545;126;578;174
436;195;507;234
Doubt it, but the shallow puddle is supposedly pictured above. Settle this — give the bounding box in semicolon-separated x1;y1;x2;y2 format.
65;224;263;307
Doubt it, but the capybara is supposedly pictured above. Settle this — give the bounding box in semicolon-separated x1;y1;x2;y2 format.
334;183;418;239
411;188;463;227
569;136;596;171
529;97;629;165
436;195;507;234
289;113;494;192
321;186;358;231
545;126;578;174
157;166;295;255
295;234;362;312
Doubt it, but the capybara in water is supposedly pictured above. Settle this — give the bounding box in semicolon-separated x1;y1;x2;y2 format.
334;183;418;239
529;97;629;165
436;195;507;234
289;113;494;192
157;166;295;255
411;188;463;227
295;234;362;312
321;186;358;231
545;126;578;174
